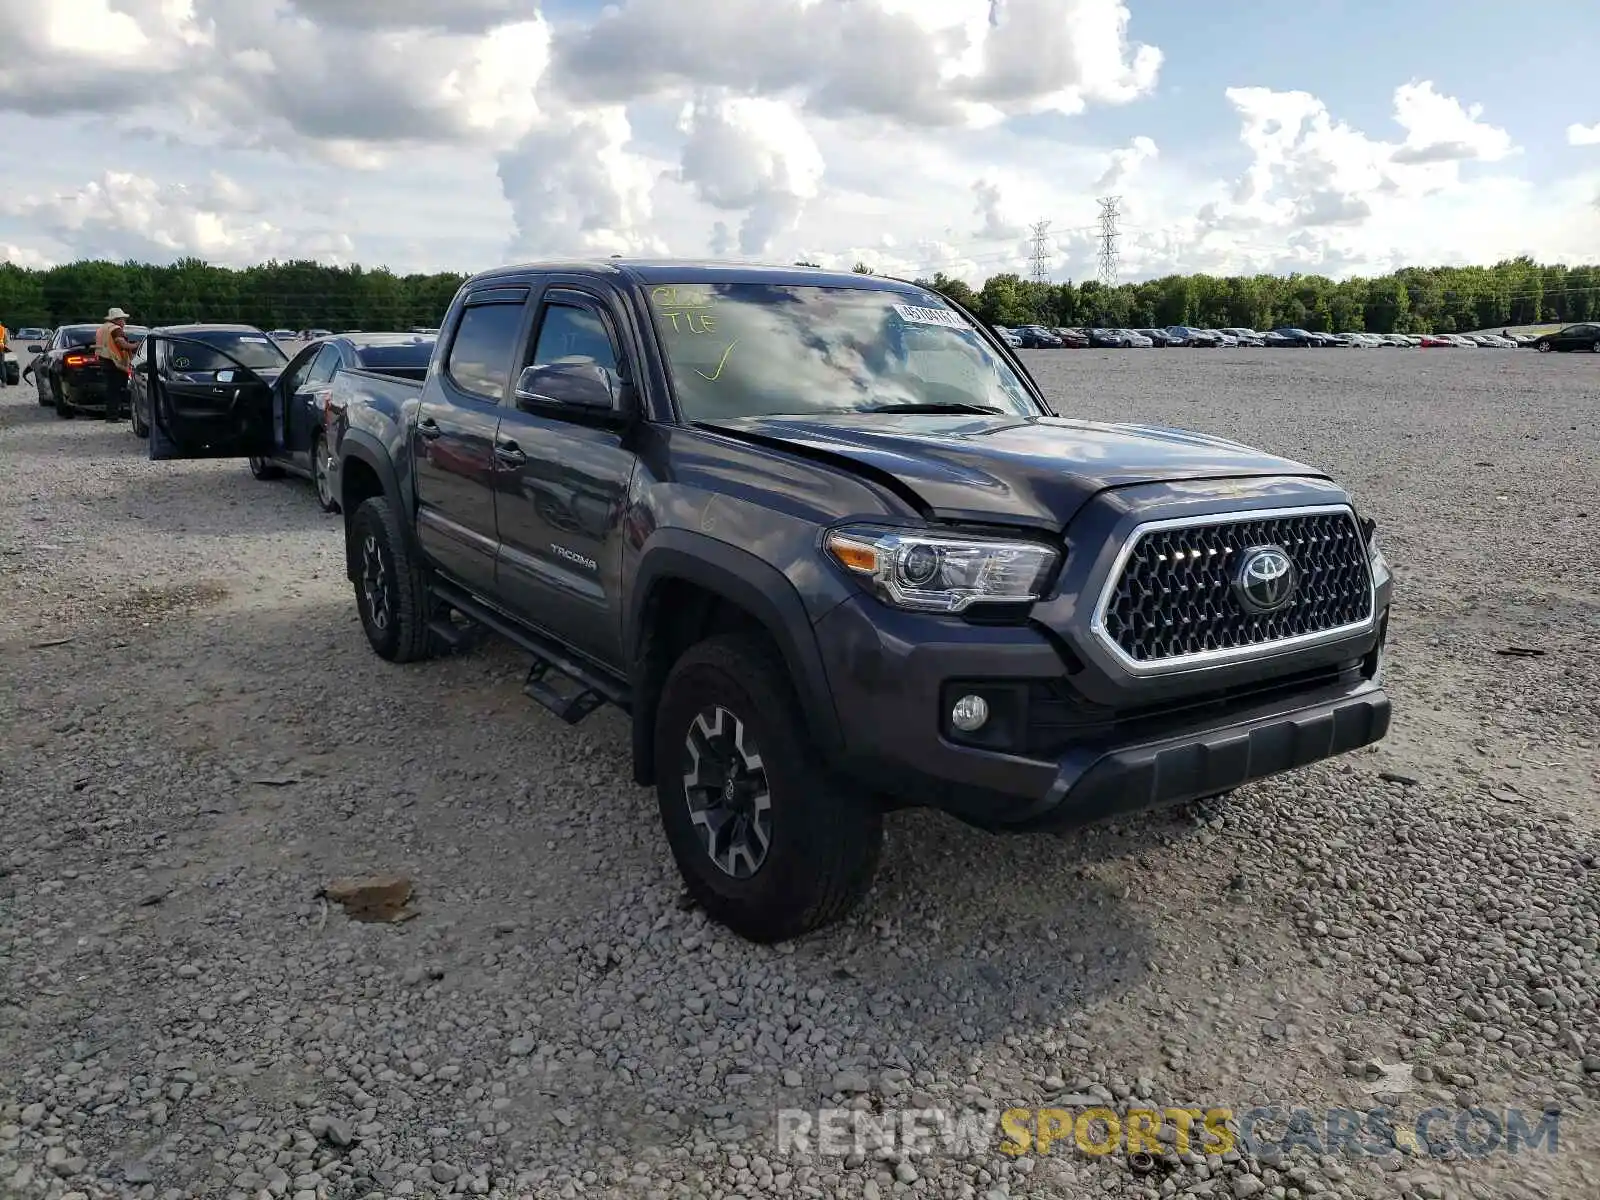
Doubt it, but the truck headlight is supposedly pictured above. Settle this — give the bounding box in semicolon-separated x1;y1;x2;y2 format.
824;525;1059;613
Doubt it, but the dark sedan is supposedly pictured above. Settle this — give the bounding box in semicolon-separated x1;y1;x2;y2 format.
1264;327;1319;347
1531;323;1600;353
254;333;436;511
1012;325;1063;348
28;324;149;417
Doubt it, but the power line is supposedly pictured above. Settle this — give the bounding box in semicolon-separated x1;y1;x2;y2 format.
1096;197;1121;289
1028;219;1052;285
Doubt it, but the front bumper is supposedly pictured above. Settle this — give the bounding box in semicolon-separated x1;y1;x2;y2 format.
815;592;1390;832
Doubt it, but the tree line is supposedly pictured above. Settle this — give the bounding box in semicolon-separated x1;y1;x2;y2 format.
904;257;1599;334
1;253;1595;336
0;258;465;333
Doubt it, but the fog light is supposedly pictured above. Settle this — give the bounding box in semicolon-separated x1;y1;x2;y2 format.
950;694;989;732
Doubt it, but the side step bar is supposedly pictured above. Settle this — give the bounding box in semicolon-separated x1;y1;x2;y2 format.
427;580;630;725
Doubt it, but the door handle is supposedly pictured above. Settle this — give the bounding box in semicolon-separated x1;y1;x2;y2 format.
494;440;527;467
416;418;442;439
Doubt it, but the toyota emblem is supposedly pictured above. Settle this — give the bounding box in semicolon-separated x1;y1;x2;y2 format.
1233;545;1297;614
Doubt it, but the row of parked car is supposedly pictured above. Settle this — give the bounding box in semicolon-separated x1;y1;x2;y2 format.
17;322;435;515
994;323;1600;351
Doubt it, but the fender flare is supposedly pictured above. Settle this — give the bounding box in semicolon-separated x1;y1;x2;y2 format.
337;430;411;576
627;530;845;782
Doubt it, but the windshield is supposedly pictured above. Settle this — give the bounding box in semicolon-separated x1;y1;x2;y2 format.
646;283;1039;420
166;332;288;373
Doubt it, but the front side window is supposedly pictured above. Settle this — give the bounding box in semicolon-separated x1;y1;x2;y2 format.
645;284;1038;421
306;344;343;384
530;302;620;374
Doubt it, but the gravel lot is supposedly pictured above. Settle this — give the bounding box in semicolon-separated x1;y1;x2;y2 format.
1;349;1597;1200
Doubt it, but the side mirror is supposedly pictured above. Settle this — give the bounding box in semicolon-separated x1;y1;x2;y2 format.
514;361;628;416
27;344;43;354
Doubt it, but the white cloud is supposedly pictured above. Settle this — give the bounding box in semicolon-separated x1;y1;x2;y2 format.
1;171;355;265
548;0;1159;128
1569;122;1600;146
971;179;1024;241
1390;80;1513;164
498;107;667;261
1094;136;1158;193
674;93;825;255
0;1;1593;285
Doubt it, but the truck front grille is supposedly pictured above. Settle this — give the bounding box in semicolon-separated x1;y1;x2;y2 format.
1094;506;1373;670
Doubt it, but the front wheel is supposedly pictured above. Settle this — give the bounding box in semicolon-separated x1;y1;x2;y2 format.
653;634;883;943
349;496;437;663
311;432;338;512
248;455;285;480
1537;341;1551;353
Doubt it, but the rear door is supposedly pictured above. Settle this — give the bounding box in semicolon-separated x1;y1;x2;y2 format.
145;333;277;460
413;286;529;596
491;285;639;670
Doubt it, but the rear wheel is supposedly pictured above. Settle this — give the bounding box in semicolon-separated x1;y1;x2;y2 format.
130;397;149;438
248;455;285;480
350;496;437;663
653;634;883;943
53;383;74;419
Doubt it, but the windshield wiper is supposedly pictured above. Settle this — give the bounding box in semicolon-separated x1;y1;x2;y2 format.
858;401;1006;414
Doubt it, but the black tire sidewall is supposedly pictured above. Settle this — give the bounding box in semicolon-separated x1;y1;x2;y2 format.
351;501;404;660
653;638;881;941
349;496;433;663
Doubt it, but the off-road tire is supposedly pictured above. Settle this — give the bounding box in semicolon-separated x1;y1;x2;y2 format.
653;634;882;942
350;495;437;664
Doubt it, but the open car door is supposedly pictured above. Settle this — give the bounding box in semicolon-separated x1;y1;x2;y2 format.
146;333;278;460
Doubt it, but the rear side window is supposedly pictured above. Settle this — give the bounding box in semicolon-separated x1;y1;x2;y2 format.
447;302;524;400
357;342;434;371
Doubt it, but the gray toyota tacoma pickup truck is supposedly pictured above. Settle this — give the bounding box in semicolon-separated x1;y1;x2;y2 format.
150;260;1393;942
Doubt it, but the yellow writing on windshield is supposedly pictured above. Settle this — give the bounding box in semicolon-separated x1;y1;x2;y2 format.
652;285;715;310
653;286;719;335
695;340;738;381
663;310;716;335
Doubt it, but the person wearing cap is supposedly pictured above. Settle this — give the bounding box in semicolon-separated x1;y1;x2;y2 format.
95;307;138;421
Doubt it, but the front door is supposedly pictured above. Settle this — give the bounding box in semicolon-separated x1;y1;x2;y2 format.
280;343;343;464
146;334;276;460
492;288;637;671
413;288;528;596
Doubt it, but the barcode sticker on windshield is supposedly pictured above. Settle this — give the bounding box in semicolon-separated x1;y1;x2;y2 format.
894;304;968;329
238;336;269;343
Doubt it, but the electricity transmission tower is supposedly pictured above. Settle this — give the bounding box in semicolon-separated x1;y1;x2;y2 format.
1028;219;1052;285
1096;196;1121;289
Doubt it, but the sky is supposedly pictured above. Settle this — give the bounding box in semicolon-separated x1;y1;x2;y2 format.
0;0;1596;285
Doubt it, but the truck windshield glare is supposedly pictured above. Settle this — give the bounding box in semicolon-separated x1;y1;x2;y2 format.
646;283;1040;420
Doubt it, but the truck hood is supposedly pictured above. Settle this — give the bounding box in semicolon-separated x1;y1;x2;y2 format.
702;413;1325;526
